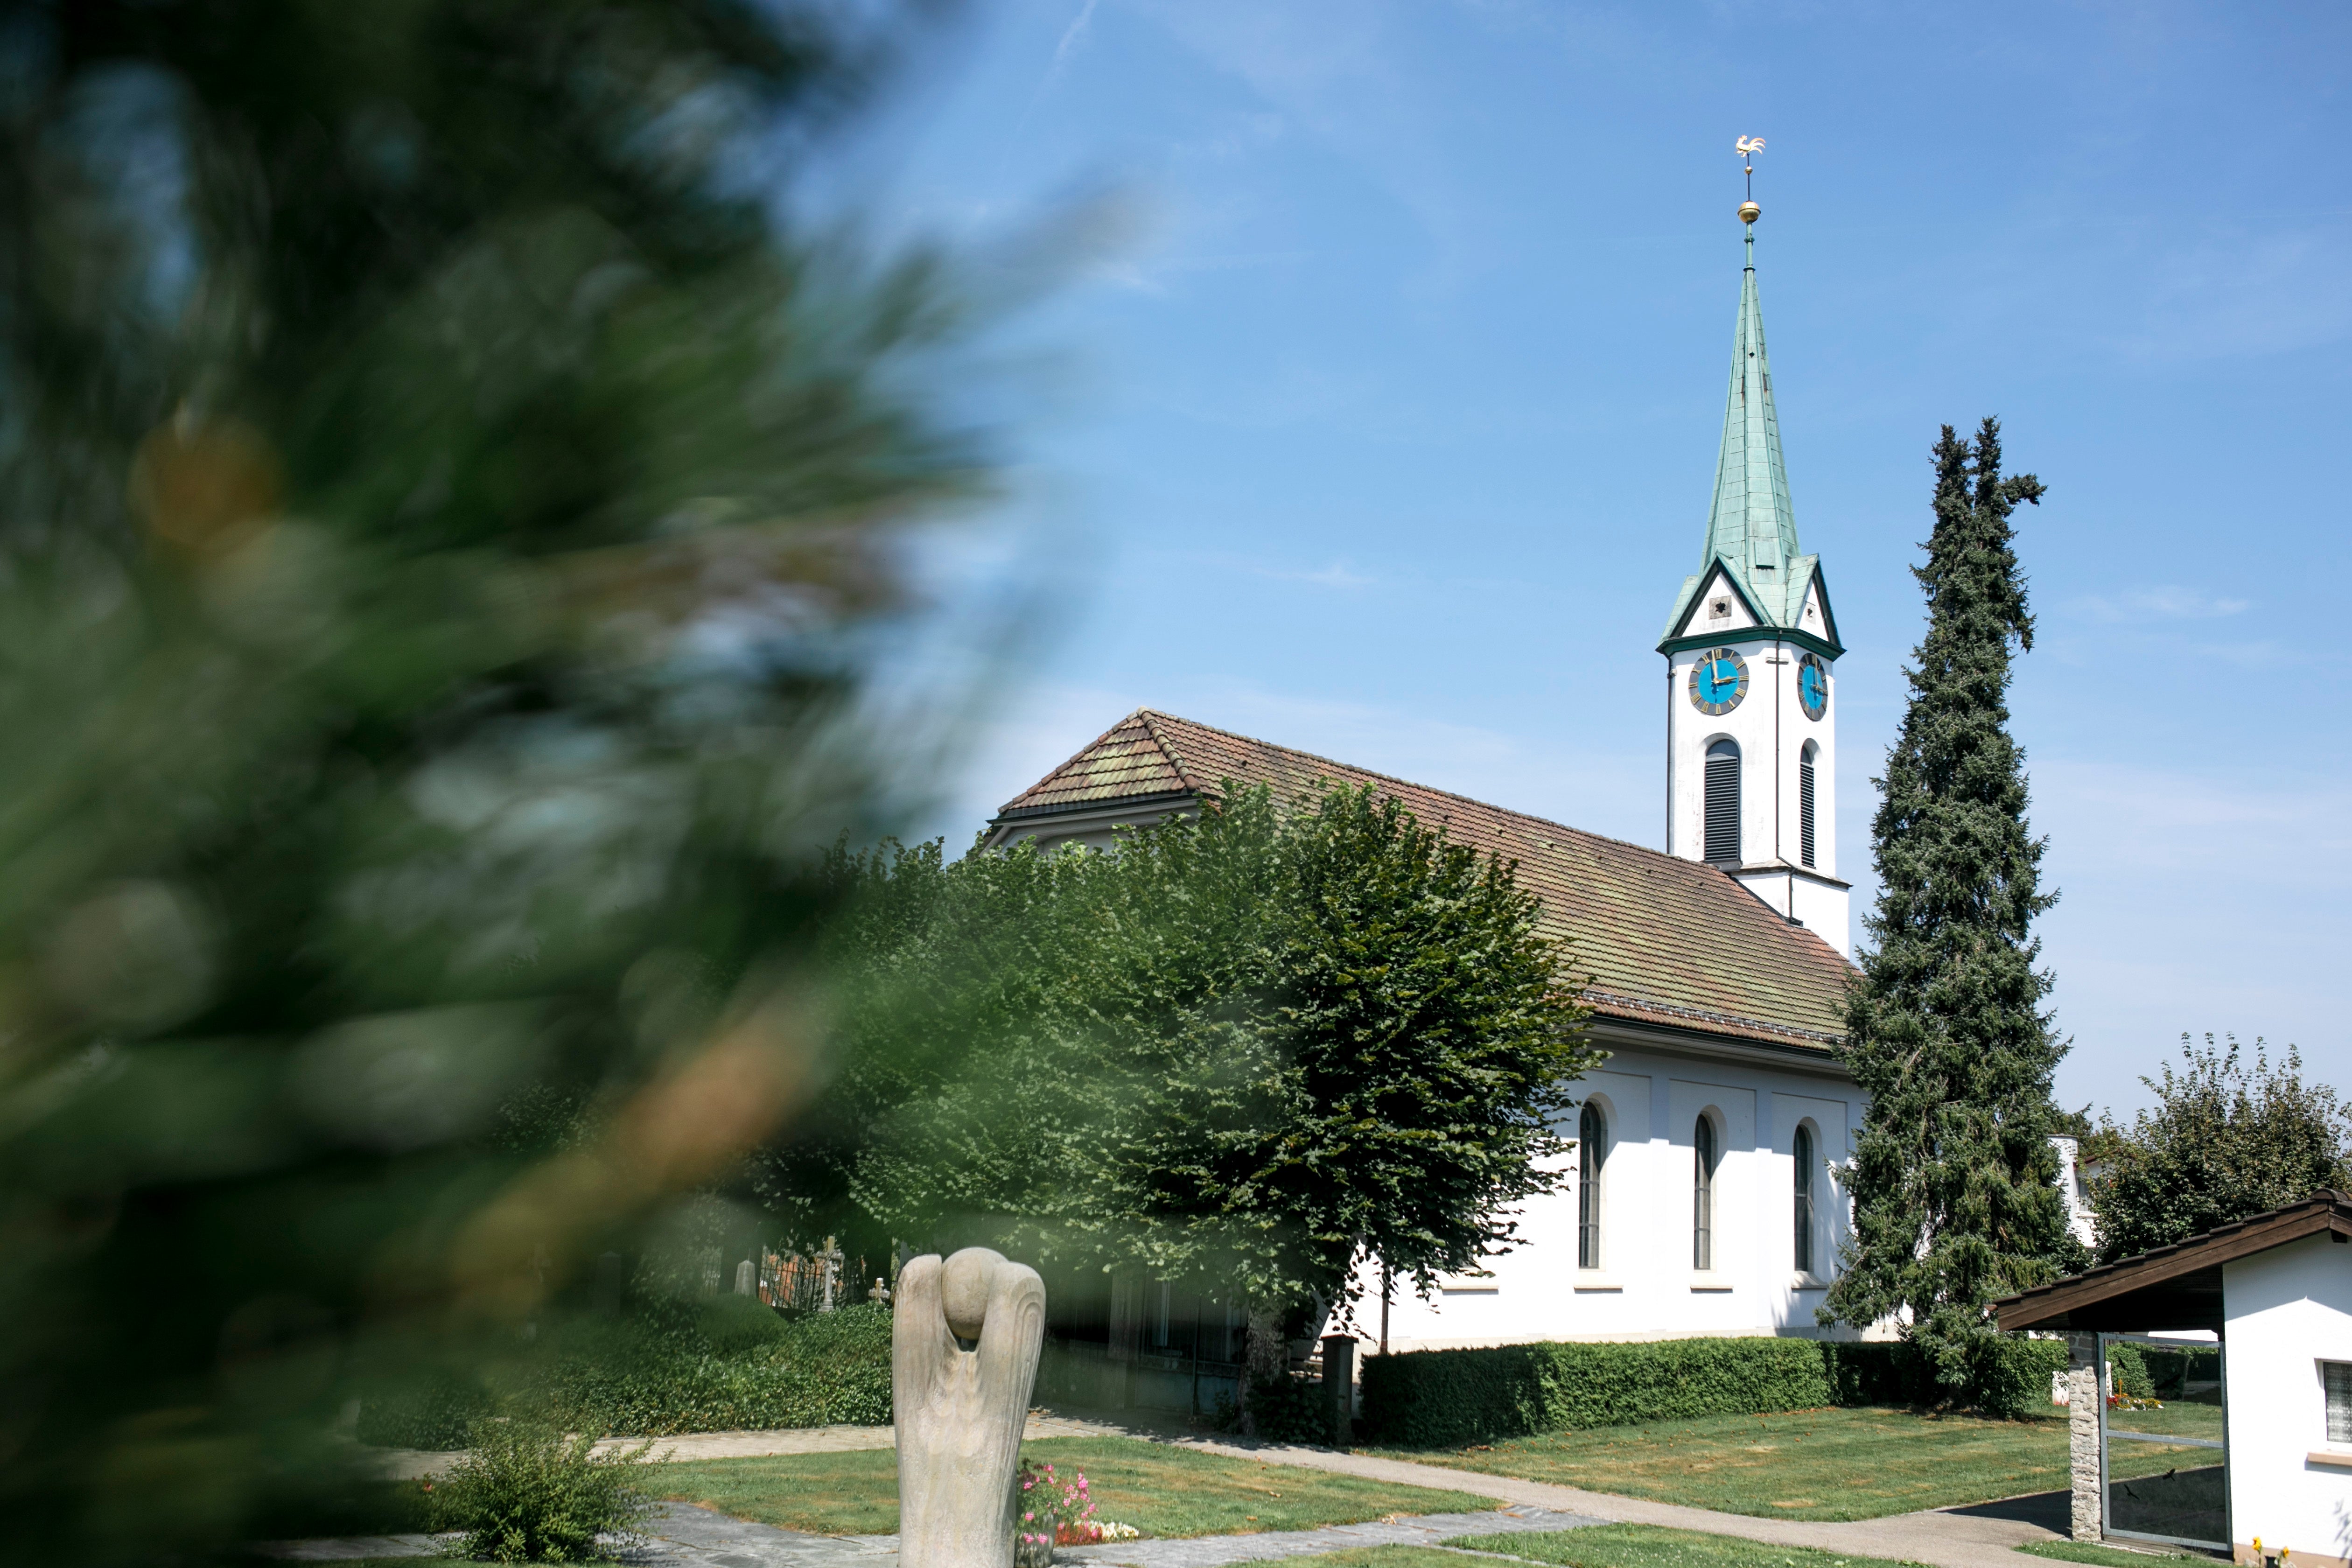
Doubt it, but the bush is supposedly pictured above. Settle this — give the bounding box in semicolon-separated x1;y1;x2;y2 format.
356;1367;498;1450
1216;1373;1329;1444
693;1292;795;1354
1819;1337;2066;1418
358;1302;893;1448
424;1415;653;1563
551;1301;892;1435
2106;1343;2155;1401
2137;1344;2220;1400
1968;1336;2070;1419
1360;1333;2071;1447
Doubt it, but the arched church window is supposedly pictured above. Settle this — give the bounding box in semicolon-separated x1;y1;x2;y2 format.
1799;741;1818;869
1792;1123;1816;1275
1693;1114;1718;1270
1703;740;1740;865
1578;1102;1606;1269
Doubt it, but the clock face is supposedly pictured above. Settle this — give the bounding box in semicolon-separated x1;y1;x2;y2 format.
1687;648;1749;715
1797;653;1829;720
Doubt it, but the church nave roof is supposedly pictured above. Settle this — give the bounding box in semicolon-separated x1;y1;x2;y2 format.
993;708;1856;1053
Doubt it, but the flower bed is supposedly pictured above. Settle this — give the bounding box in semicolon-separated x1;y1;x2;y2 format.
1017;1458;1141;1556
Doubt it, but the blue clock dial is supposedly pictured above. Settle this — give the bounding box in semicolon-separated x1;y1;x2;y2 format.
1687;648;1749;716
1797;653;1829;721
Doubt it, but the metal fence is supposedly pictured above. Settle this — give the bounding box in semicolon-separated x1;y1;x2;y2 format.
755;1245;885;1312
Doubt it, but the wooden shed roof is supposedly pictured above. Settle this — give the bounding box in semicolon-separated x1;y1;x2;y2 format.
1993;1190;2352;1333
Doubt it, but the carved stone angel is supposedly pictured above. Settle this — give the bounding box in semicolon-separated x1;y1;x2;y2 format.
893;1247;1046;1568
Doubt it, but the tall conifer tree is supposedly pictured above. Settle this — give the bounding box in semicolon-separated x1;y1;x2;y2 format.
1824;418;2080;1397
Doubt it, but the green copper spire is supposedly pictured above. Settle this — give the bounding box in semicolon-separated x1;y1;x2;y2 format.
1659;218;1838;653
1704;224;1799;589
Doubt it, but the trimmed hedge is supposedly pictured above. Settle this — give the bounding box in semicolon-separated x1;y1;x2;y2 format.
1360;1333;2068;1448
357;1302;893;1449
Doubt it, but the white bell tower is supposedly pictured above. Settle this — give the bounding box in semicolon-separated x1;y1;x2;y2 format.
1659;189;1849;955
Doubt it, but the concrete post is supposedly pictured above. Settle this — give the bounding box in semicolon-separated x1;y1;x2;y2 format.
1321;1334;1356;1448
2066;1332;2102;1541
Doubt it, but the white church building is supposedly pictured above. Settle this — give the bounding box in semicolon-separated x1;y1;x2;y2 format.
992;207;1885;1376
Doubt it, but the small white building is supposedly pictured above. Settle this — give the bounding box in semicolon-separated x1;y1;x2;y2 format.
1998;1191;2352;1567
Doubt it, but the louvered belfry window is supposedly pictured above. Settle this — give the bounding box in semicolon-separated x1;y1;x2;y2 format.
1578;1103;1606;1269
1703;740;1741;864
1799;745;1817;868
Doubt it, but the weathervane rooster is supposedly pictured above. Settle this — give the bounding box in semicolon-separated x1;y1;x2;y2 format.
1735;136;1764;222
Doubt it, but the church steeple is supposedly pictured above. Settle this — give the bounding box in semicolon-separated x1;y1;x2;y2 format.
1656;161;1849;955
1656;216;1834;649
1659;217;1840;654
1701;225;1801;604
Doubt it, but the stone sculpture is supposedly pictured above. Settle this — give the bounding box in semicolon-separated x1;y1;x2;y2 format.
894;1247;1046;1568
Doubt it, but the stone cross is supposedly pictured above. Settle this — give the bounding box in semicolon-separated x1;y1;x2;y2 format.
894;1248;1045;1568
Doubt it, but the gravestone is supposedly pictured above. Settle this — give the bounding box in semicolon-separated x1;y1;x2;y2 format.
894;1248;1045;1568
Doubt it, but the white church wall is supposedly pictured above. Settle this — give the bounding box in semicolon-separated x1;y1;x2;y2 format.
1785;872;1850;957
1365;1041;1867;1352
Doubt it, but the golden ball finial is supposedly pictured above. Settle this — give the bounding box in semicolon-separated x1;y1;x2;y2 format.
1739;201;1761;224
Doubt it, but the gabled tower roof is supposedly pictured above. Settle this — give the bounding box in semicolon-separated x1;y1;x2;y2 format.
1661;224;1838;653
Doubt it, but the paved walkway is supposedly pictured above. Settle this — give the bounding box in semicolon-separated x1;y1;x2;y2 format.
1060;1505;1598;1566
357;1411;2076;1568
371;1411;1108;1479
1137;1437;2067;1568
260;1501;1596;1566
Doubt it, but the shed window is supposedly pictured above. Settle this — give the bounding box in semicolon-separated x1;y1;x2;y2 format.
1792;1125;1816;1274
2328;1361;2352;1443
1703;741;1741;865
1578;1103;1607;1269
1693;1115;1718;1271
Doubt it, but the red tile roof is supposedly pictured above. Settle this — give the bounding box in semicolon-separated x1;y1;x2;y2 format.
996;710;1857;1051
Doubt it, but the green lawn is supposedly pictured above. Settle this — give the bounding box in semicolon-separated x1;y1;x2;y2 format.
1376;1406;2217;1522
2015;1542;2199;1566
1270;1525;1929;1568
2100;1398;2224;1442
653;1435;1495;1538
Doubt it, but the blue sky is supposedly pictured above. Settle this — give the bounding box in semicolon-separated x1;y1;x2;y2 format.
852;0;2348;1119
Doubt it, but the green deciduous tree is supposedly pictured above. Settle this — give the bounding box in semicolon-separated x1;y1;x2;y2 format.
1824;418;2082;1400
2088;1035;2351;1262
773;784;1597;1339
